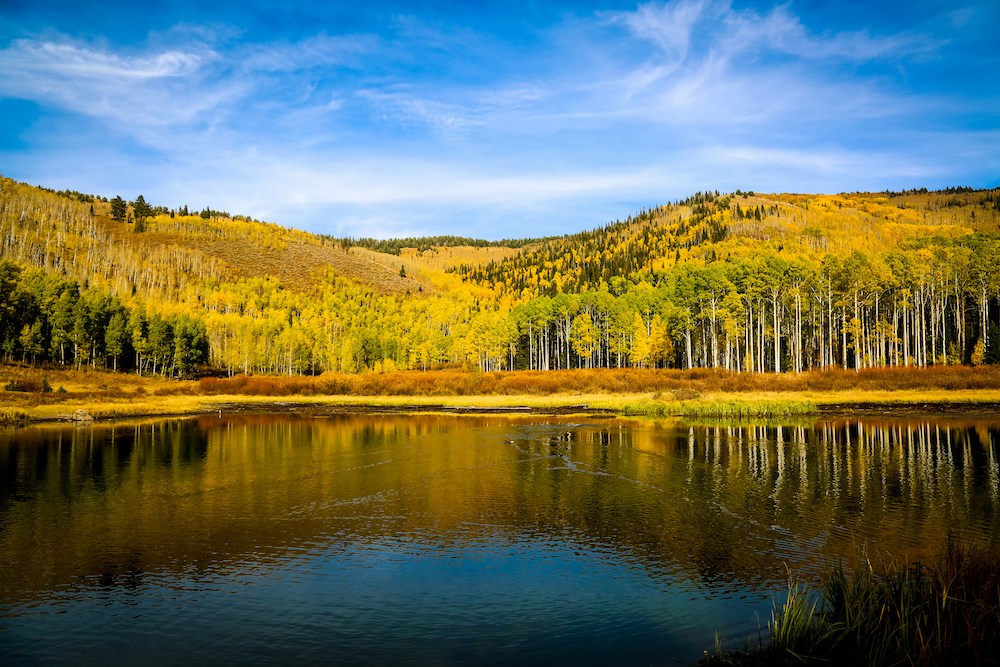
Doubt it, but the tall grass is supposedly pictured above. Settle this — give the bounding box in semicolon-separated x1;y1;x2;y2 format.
678;399;816;418
705;539;1000;666
4;363;1000;424
196;366;1000;398
6;364;1000;401
0;407;29;423
621;399;816;418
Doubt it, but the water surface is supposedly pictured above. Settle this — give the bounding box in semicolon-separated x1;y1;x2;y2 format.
1;413;998;665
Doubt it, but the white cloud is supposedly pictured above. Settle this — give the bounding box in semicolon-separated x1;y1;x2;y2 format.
609;0;922;65
724;5;921;61
0;2;991;239
608;0;717;71
0;36;241;130
0;38;206;79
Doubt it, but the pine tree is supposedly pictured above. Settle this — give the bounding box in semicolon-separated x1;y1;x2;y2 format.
133;195;152;232
110;196;127;221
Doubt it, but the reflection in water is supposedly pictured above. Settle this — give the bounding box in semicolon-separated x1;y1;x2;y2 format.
0;414;998;665
676;420;1000;574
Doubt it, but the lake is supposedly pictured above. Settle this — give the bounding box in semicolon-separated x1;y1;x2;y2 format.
2;412;999;665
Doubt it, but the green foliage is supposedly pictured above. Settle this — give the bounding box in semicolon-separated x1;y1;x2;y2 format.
987;323;1000;365
110;195;127;221
767;578;835;659
0;258;206;377
678;399;816;418
105;310;128;371
132;194;152;232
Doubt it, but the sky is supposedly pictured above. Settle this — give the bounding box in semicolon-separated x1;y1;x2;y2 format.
1;0;998;239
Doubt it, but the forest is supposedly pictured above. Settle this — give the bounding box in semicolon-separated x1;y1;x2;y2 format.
1;176;1000;378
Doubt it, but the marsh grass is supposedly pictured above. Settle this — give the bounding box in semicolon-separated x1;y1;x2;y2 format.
678;399;816;418
705;539;1000;666
622;398;816;418
195;366;1000;397
4;363;1000;424
0;407;29;422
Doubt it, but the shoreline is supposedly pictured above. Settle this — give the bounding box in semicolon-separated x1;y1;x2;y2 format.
5;364;1000;426
5;390;1000;426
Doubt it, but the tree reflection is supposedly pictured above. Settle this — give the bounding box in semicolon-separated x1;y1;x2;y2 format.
1;414;997;603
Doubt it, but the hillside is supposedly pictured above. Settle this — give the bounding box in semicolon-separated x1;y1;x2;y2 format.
2;181;434;298
2;176;999;378
457;190;999;295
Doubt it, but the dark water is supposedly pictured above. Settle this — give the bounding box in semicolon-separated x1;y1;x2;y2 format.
1;413;999;665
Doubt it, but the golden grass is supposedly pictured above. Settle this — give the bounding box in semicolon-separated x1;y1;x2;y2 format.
196;365;1000;397
4;364;1000;424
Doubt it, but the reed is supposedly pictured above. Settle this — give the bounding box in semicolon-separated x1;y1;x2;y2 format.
0;407;30;423
704;538;1000;666
766;578;836;661
678;399;816;418
621;401;676;417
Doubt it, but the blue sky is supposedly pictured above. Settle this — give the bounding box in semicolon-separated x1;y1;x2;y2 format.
1;1;997;239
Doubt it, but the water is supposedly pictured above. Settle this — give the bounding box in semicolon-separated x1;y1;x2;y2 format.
1;413;999;665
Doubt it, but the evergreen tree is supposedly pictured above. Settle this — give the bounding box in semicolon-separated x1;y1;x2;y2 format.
0;261;24;359
987;323;1000;365
133;195;152;232
110;196;127;221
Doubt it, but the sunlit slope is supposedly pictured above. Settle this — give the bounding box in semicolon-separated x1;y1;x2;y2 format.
457;190;1000;296
0;177;428;297
3;176;998;376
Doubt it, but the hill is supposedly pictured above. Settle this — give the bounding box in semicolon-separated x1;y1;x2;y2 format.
2;176;999;377
456;189;998;295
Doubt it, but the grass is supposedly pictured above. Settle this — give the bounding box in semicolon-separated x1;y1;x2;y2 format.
679;399;817;418
194;365;1000;397
704;539;1000;666
3;363;1000;424
619;398;816;418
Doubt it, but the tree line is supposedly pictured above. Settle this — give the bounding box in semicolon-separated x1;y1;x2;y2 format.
338;234;556;256
0;261;208;376
3;176;1000;377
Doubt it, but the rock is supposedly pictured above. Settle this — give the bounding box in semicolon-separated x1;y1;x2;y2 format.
72;409;94;422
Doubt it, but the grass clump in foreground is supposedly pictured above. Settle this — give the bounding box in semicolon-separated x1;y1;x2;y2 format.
704;539;1000;666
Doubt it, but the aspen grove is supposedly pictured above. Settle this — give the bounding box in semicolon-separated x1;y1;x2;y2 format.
2;177;999;376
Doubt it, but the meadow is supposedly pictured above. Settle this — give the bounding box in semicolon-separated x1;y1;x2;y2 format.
4;363;1000;424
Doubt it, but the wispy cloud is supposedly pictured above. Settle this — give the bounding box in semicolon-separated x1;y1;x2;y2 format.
0;36;240;130
1;1;996;237
594;0;932;127
721;4;922;61
239;32;378;72
608;0;924;65
0;38;206;79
